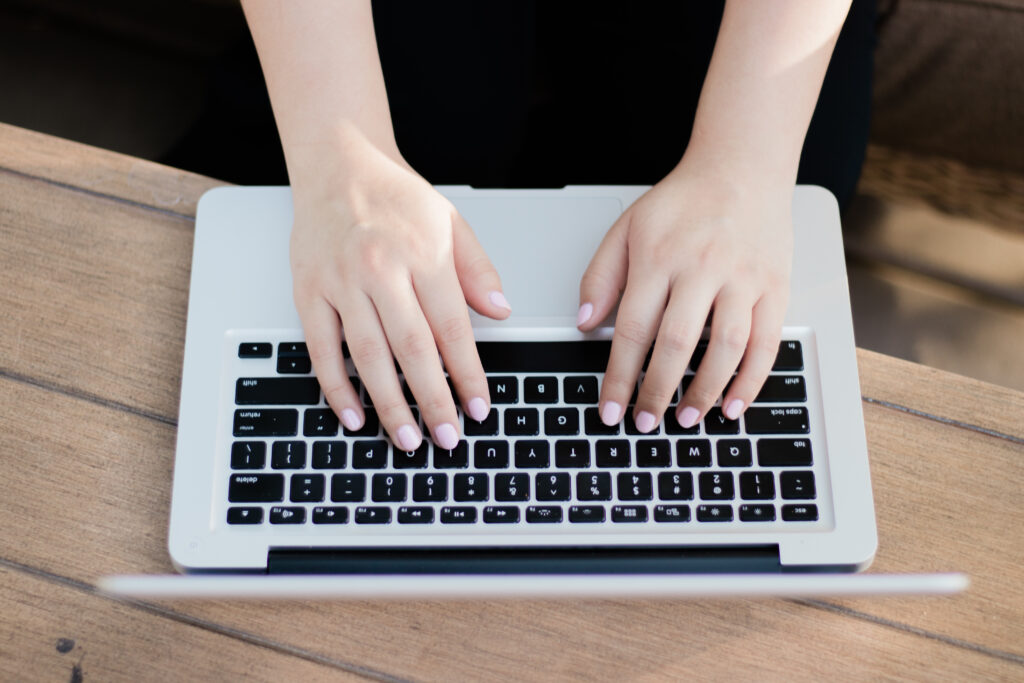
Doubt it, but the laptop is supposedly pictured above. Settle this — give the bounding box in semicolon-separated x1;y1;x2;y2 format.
99;185;966;599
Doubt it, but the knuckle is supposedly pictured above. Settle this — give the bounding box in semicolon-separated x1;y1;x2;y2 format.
716;324;749;354
396;330;435;361
322;381;351;405
601;373;637;400
418;393;454;418
376;397;412;422
434;316;471;348
686;384;721;409
658;323;697;356
348;335;389;365
615;318;651;349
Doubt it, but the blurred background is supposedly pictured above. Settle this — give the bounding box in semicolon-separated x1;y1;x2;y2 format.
1;0;1021;389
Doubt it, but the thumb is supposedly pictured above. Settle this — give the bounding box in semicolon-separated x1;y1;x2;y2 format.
452;211;511;320
578;211;629;330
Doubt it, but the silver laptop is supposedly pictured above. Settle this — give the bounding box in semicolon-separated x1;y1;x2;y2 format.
100;185;965;599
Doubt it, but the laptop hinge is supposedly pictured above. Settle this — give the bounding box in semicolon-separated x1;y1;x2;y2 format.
267;546;782;575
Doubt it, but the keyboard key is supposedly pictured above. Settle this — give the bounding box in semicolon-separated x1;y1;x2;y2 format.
526;506;563;523
484;506;520;523
676;439;712;467
412;473;448;501
780;471;816;499
474;441;510;468
401;379;417;405
355;506;391;524
487;376;519;404
236;377;320;405
453;473;488;501
495;473;530;501
584;407;620;435
773;341;804;371
227;507;263;524
303;408;339;437
577;472;612;501
398;506;434;524
563;376;599;404
312;506;348;524
343;408;379;437
688;341;709;371
654;505;690;522
330;474;366;502
704;408;740;435
312;441;346;469
754;375;807;403
372;473;407;502
739;504;776;522
617;472;653;500
739;472;775;500
290;474;325;502
745;407;810;434
663;407;699;435
238;342;272;358
441;506;477;524
636;439;671;467
271;441;306;469
231;441;266;470
352;440;389;469
464;408;499;436
277;356;311;374
278;342;308;356
514;440;550;468
504;408;540;436
523;376;558;403
545;408;579;435
229;474;284;502
657;472;694;500
555;440;590;468
596;440;631;467
757;439;813;466
698;472;734;500
716;439;752;467
476;341;612;373
697;504;733;522
270;506;305;524
536;472;572;501
233;409;298;437
393;442;430;469
569;505;606;523
781;504;819;521
612;505;648;523
433;441;469;468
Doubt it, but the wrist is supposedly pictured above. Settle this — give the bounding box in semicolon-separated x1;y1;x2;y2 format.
284;120;408;196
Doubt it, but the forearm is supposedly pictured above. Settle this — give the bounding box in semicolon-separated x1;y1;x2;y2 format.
684;0;852;186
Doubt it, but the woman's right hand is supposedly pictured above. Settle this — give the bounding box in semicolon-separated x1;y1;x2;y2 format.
289;127;511;452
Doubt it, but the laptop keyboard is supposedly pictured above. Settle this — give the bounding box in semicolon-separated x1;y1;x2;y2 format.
225;336;826;531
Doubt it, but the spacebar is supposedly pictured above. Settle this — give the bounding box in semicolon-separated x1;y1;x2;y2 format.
475;341;612;373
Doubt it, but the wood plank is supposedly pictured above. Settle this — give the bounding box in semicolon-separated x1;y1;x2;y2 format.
0;122;224;215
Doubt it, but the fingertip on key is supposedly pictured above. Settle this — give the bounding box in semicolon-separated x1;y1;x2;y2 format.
467;396;490;422
677;406;700;429
635;410;657;433
340;408;362;431
600;400;622;426
724;398;745;421
433;422;459;450
396;424;422;451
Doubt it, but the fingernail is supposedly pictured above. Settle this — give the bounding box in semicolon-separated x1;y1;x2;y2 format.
396;424;422;451
635;410;656;433
489;291;511;311
467;396;489;422
678;406;700;429
433;422;459;450
340;408;362;431
600;401;622;426
577;302;594;327
724;398;744;420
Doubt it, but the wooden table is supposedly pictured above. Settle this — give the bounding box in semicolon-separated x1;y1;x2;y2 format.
1;122;1022;681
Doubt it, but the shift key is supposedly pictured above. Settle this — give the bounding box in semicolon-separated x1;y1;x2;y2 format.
233;409;298;436
235;377;320;405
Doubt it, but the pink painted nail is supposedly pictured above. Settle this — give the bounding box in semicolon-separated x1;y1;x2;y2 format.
396;424;422;451
340;408;362;431
724;398;744;420
467;396;490;422
600;401;622;426
635;410;656;433
678;406;700;429
577;302;594;327
489;291;511;311
434;422;459;450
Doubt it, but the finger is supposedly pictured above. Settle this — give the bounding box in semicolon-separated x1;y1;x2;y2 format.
341;292;423;451
722;292;787;420
452;211;511;320
578;212;629;330
298;296;364;431
678;288;753;427
599;274;669;430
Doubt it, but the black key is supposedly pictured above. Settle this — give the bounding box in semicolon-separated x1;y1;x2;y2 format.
270;506;305;524
303;408;339;437
596;440;631;468
231;441;266;470
745;407;810;434
676;439;712;467
782;504;819;521
584;407;620;435
569;505;606;523
757;439;813;467
704;408;740;435
636;439;671;467
773;341;804;371
654;505;690;523
227;507;263;524
663;407;699;435
739;504;776;522
657;472;694;500
236;377;320;405
577;472;612;501
514;440;550;468
229;473;284;502
351;440;389;469
535;472;571;501
343;408;379;437
412;473;448;502
504;408;540;436
355;506;391;524
688;340;709;371
563;376;599;404
754;375;807;403
495;473;530;501
398;506;434;524
277;356;311;374
464;408;499;436
278;342;308;356
474;441;510;468
453;473;488;501
739;472;775;500
612;505;648;523
290;474;325;502
523;376;558;403
372;473;407;502
312;506;348;524
330;473;366;502
526;506;562;523
312;441;346;469
349;375;361;396
401;379;417;405
625;411;660;435
238;342;272;358
697;504;733;522
271;441;306;469
555;440;590;468
441;506;477;524
434;441;469;468
716;440;753;467
233;409;298;437
544;407;579;435
393;442;430;469
484;506;520;523
780;471;816;499
698;471;735;500
487;376;519;404
617;472;653;500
